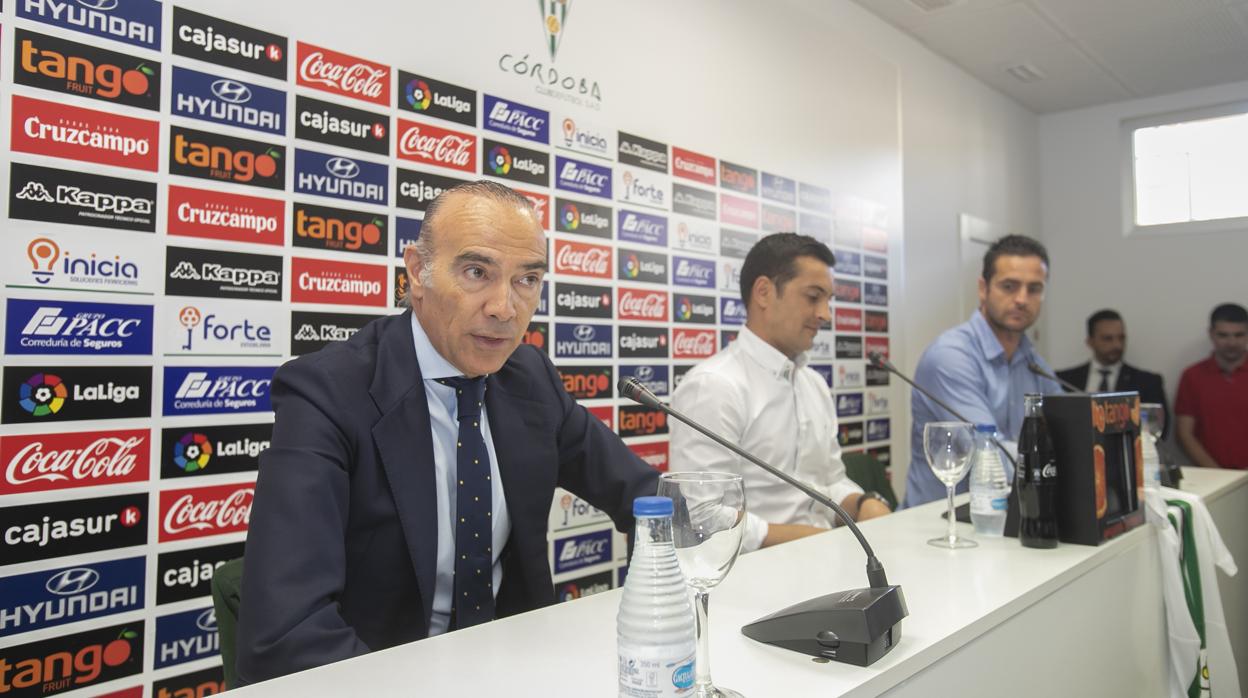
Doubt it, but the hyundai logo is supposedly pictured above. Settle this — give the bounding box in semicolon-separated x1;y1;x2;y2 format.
196;608;219;632
77;0;119;10
210;79;252;105
46;568;100;596
635;366;654;381
326;157;360;179
573;325;595;341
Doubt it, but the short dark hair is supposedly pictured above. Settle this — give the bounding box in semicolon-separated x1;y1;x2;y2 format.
739;232;836;308
1086;309;1122;338
982;234;1049;282
1210;303;1248;326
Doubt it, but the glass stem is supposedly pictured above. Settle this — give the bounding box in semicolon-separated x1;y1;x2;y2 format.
946;484;957;542
694;590;712;689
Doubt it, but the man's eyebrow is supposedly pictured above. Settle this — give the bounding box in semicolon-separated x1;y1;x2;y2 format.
521;258;549;272
453;251;499;267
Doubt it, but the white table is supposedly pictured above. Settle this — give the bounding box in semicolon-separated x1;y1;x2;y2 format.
232;468;1246;697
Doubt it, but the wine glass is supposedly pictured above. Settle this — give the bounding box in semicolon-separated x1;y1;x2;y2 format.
925;422;978;549
657;471;746;698
1140;403;1165;442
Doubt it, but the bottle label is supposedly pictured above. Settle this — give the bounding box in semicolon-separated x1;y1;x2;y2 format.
971;491;1009;515
618;644;696;697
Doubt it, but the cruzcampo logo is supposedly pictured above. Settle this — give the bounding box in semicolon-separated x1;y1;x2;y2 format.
539;0;570;60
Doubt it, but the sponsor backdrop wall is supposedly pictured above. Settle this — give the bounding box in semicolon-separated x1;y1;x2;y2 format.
0;0;905;694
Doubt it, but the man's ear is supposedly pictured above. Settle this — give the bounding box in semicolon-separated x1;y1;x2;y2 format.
403;244;426;300
1085;336;1094;352
751;276;773;310
977;276;987;307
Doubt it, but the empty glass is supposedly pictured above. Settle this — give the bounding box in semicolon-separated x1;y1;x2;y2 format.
925;421;978;548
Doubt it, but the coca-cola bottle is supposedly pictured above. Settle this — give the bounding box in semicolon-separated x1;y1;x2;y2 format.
1017;393;1059;548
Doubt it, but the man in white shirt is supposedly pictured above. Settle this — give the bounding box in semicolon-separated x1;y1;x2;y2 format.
669;233;891;552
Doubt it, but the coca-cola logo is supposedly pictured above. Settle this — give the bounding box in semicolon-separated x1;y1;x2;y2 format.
673;329;715;358
554;241;611;278
396;120;475;173
618;289;668;321
160;485;253;541
296;42;388;106
2;430;148;493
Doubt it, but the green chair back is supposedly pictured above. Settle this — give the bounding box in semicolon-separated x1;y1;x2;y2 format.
841;452;898;510
211;557;244;690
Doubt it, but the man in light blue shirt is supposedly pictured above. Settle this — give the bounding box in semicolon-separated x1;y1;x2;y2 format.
902;235;1062;508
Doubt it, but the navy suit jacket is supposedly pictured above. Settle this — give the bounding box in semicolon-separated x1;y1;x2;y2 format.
236;312;658;685
1056;361;1170;437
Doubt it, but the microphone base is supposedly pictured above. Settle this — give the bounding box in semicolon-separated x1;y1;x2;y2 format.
740;585;907;666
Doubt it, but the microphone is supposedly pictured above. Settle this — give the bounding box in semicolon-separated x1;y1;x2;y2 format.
1027;361;1084;394
619;376;907;666
867;352;1017;471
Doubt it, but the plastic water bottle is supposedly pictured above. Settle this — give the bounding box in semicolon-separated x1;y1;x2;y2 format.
618;496;696;698
969;424;1010;537
1141;433;1162;494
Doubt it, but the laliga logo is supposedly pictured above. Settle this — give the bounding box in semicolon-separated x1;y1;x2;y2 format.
677;297;693;321
174;432;213;473
19;373;68;417
405;78;432;110
46;567;100;595
625;253;640;278
210;79;251;104
573;325;596;341
326;157;360;179
489;145;512;176
540;0;571;60
561;203;580;230
27;238;61;285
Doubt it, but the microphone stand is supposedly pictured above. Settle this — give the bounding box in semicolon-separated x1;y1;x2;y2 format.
1027;361;1085;395
620;377;907;666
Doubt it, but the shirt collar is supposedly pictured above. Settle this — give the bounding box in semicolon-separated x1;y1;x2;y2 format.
737;325;806;382
969;310;1033;365
410;312;462;381
1091;359;1122;373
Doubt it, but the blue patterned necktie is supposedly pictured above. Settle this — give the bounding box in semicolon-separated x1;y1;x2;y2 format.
436;376;495;630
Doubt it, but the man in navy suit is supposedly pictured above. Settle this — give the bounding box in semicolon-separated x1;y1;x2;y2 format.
1057;309;1169;436
236;182;659;685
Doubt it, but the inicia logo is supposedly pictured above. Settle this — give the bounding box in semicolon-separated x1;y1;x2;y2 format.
488;145;512;175
174;433;213;473
19;373;68;417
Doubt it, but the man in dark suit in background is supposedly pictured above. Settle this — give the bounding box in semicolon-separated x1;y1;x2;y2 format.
1057;309;1169;436
236;181;659;685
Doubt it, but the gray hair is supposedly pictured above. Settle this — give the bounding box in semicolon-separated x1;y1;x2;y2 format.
404;181;538;295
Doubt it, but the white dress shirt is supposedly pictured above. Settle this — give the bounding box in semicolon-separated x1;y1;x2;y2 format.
1085;359;1123;393
410;313;511;635
669;325;862;552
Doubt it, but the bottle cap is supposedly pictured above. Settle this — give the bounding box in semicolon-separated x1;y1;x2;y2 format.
634;496;673;517
975;424;997;433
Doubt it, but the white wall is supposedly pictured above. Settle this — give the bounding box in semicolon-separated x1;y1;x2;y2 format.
781;0;1043;497
1039;80;1248;409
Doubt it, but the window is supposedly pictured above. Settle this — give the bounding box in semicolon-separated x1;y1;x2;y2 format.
1128;105;1248;233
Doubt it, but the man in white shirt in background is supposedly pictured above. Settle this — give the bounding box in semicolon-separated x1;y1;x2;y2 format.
668;233;891;552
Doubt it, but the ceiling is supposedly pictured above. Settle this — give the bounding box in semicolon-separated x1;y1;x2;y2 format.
851;0;1248;112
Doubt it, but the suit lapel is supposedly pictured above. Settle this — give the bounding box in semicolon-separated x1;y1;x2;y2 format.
485;369;547;529
1118;364;1135;391
368;312;439;625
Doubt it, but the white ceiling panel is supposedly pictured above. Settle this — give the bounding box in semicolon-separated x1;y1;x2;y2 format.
853;0;1248;112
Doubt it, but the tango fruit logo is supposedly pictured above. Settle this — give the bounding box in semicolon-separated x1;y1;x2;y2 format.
488;144;512;176
169;126;284;190
15;28;160;110
0;623;144;696
20;373;68;417
174;433;213;473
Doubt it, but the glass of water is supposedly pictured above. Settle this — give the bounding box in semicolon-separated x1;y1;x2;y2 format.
925;421;978;549
657;471;746;698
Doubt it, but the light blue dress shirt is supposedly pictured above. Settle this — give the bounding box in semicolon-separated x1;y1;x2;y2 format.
409;313;511;635
901;311;1062;508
